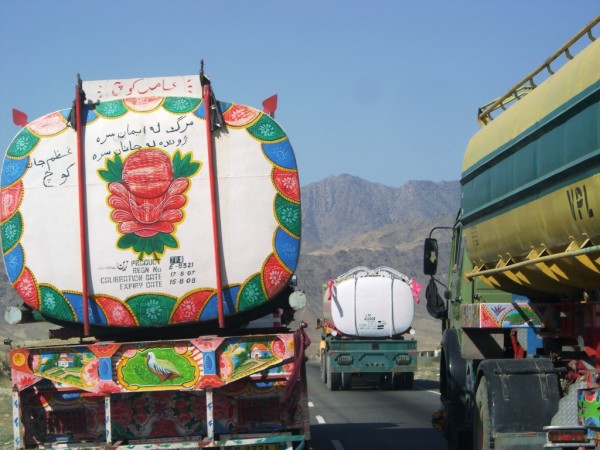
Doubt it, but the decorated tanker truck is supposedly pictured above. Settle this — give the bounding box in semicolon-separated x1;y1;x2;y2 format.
1;66;310;449
318;266;418;391
424;15;600;450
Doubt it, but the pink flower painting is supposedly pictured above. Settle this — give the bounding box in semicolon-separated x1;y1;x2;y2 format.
99;149;201;259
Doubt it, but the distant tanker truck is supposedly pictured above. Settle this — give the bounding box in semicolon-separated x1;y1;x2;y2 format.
318;266;418;390
424;15;600;450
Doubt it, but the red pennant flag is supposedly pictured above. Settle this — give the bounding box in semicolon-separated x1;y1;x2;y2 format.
262;94;278;117
12;109;28;128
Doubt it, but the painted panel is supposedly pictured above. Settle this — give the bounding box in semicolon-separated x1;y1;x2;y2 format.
578;388;600;431
460;302;557;329
10;334;297;394
1;94;300;328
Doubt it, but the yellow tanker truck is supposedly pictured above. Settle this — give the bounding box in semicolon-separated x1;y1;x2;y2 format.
424;15;600;450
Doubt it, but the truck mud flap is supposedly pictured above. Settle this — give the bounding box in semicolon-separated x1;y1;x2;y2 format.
477;359;560;436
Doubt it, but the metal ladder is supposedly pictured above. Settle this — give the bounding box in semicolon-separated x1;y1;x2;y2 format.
477;15;600;125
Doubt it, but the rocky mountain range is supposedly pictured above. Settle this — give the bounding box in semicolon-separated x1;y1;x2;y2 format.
300;175;459;252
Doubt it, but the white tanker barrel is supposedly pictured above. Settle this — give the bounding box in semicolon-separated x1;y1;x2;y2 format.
323;266;417;338
0;75;301;330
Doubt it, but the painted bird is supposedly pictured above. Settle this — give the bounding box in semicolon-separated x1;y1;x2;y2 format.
146;351;181;382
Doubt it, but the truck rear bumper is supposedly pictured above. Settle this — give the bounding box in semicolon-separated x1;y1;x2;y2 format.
326;339;418;373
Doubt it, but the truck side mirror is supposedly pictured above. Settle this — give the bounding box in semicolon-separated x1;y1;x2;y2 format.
424;238;439;275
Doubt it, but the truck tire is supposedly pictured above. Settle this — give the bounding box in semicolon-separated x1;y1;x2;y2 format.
390;372;414;390
392;373;402;390
320;352;327;384
326;358;340;391
341;372;352;390
382;373;394;390
474;376;492;450
446;400;473;450
401;372;414;390
441;331;472;450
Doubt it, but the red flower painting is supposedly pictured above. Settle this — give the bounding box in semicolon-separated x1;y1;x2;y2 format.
100;149;201;259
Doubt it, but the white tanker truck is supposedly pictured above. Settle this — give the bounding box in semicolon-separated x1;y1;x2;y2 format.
317;266;419;390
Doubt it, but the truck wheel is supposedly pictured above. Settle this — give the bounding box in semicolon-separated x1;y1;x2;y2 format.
320;352;327;384
341;372;352;390
474;376;492;450
382;373;393;390
402;372;414;390
326;358;340;391
392;373;402;390
446;401;473;450
391;373;414;390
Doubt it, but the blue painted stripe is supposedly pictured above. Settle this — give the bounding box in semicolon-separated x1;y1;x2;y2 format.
1;157;29;187
200;286;237;320
4;244;24;283
262;139;297;169
64;292;108;326
275;228;300;271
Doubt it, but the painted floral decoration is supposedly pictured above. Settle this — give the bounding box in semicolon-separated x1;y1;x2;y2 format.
100;149;201;259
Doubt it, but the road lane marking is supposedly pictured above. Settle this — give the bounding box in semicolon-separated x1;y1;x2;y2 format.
415;386;441;395
308;401;314;407
417;388;440;395
332;439;345;450
315;415;325;424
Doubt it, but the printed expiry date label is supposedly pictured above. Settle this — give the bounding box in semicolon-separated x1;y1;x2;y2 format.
97;256;197;292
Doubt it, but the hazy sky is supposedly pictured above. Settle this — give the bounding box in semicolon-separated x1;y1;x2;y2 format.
1;1;598;187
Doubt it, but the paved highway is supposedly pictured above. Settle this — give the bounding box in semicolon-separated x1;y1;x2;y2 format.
305;359;447;450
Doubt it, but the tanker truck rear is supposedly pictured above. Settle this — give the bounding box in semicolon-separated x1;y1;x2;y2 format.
1;67;310;449
423;16;600;450
318;266;418;390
